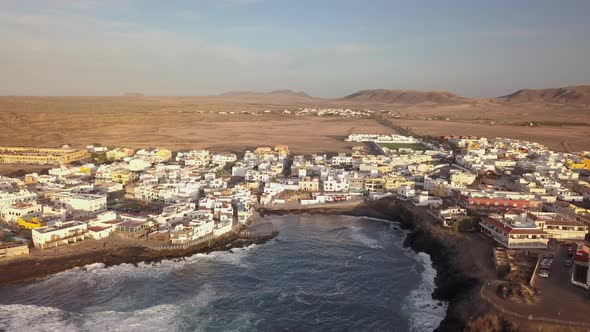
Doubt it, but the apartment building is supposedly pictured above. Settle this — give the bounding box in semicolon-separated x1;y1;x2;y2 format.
0;189;37;208
32;221;89;249
480;216;550;249
0;147;89;165
0;202;42;223
52;193;107;216
299;177;320;192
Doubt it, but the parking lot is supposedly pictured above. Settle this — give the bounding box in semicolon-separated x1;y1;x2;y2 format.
529;242;590;322
481;240;590;326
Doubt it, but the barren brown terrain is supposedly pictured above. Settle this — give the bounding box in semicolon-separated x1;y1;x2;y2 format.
341;85;590;152
0;96;393;154
375;99;590;152
1;85;589;154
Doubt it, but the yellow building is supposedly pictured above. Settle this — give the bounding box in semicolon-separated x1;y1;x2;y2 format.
246;181;261;190
18;217;45;229
0;147;89;165
299;178;320;192
79;166;92;174
156;149;172;162
384;175;414;191
111;170;136;184
377;165;393;174
106;148;135;161
255;146;274;159
274;145;290;156
566;159;590;170
364;178;385;192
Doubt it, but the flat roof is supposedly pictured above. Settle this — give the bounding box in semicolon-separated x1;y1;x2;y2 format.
117;220;149;228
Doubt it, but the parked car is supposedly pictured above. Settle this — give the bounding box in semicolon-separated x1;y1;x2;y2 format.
538;271;550;278
543;254;554;259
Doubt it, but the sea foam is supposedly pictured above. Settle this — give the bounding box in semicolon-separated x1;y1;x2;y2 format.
402;252;448;332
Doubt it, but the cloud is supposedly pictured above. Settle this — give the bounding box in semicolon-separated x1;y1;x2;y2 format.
0;6;294;95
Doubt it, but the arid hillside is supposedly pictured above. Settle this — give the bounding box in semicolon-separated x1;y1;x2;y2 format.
499;85;590;105
342;89;467;105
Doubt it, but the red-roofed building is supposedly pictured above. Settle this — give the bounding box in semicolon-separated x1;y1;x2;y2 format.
453;189;542;212
480;216;549;249
572;245;590;290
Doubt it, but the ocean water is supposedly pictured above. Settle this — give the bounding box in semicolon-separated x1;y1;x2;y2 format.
0;215;447;332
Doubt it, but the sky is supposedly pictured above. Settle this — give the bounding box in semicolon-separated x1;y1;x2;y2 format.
1;0;589;98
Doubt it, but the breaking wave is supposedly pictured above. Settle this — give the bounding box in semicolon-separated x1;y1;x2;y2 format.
402;252;448;332
348;226;384;249
0;283;218;332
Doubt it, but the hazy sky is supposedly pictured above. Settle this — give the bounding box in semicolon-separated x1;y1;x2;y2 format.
1;0;589;97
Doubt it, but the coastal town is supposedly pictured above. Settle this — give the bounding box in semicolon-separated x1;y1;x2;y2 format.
1;133;590;327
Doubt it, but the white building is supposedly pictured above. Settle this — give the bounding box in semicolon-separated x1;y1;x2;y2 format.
32;221;89;249
0;189;37;208
412;191;442;207
0;202;42;223
398;185;416;199
53;193;107;216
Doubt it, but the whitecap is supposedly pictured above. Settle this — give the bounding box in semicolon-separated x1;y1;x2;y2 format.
0;284;219;332
348;226;384;249
0;302;180;332
402;252;448;332
185;243;261;267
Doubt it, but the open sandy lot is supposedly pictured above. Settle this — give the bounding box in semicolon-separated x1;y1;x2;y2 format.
0;97;393;154
393;119;590;152
1;96;588;154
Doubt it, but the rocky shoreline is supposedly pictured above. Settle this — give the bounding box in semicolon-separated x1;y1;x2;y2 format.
0;230;278;287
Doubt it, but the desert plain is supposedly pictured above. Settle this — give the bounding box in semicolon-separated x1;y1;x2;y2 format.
0;86;589;157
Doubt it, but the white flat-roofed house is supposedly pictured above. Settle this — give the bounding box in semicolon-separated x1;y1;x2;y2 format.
134;184;179;204
129;158;152;172
152;202;198;228
398;185;416;199
86;145;108;153
322;177;349;192
170;225;194;244
42;204;67;222
412;191;443;208
188;218;215;239
32;221;89;249
94;181;124;193
449;170;477;187
87;225;112;239
211;153;237;166
86;211;120;239
438;206;468;228
213;220;234;236
0;189;37;209
53;193;107;217
1;202;42;223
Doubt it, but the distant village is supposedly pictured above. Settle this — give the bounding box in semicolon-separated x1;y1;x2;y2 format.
1;133;590;293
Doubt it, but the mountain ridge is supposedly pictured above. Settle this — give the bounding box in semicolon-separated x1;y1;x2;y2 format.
498;85;590;104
